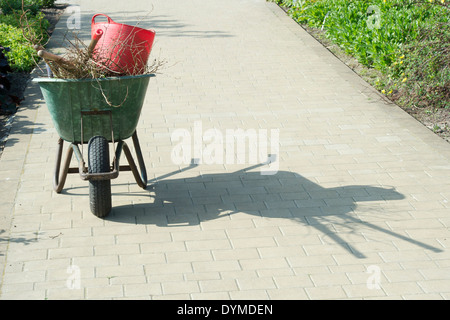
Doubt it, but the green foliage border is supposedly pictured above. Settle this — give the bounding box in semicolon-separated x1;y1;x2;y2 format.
270;0;449;111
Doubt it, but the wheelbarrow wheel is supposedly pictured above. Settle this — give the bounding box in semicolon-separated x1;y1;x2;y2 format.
88;136;111;217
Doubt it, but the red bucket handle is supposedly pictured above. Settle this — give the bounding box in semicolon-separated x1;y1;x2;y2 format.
91;13;117;26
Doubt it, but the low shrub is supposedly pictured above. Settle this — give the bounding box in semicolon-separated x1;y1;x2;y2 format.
0;10;49;36
0;0;55;14
390;20;449;109
0;23;37;71
41;0;56;8
0;10;49;71
0;0;42;15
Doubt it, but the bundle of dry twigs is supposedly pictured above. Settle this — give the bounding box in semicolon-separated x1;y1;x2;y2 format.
36;33;164;79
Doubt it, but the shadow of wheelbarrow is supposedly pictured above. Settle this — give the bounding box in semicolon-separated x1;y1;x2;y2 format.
108;162;443;259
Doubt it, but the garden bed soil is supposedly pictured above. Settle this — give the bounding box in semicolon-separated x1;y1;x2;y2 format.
279;5;450;144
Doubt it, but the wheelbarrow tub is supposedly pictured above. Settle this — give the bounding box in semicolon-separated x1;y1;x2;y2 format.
34;74;154;143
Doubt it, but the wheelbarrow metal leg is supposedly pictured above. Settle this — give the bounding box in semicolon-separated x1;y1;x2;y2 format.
119;131;147;189
54;138;73;193
132;131;147;186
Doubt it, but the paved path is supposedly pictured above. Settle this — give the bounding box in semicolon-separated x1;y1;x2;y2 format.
1;0;450;300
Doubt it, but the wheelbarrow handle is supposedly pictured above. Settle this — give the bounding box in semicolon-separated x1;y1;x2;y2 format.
33;44;45;51
37;50;77;75
37;49;67;63
34;45;53;77
91;13;116;26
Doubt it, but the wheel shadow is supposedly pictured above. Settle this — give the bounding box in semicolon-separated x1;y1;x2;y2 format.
107;163;443;259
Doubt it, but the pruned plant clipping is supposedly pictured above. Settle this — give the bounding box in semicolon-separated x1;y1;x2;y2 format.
34;32;165;79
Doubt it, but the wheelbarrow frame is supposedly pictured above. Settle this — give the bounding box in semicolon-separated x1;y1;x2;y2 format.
53;130;147;192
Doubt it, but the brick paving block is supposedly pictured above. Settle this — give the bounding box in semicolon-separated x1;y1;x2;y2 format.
70;256;119;270
403;293;445;300
382;282;425;296
86;285;123;299
240;256;290;270
166;250;213;263
230;236;278;249
145;262;193;275
267;287;309;300
342;283;387;299
186;239;232;252
162;281;200;295
94;244;140;256
236;277;277;291
417;280;450;294
193;260;241;273
2;270;46;285
191;291;230;300
332;252;385;266
46;287;85;300
310;273;352;287
212;248;259;261
95;265;145;279
123;283;163;298
305;286;348;300
0;290;47;300
199;279;239;293
257;267;295;278
119;253;166;266
229;290;270;300
273;274;314;289
185;272;221;282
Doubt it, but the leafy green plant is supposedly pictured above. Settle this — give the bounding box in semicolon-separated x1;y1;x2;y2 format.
0;23;39;71
0;6;49;71
0;10;49;38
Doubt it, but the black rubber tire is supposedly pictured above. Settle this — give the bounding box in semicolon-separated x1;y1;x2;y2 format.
88;136;112;218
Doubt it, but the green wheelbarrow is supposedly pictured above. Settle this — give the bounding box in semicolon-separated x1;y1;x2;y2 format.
34;74;155;218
